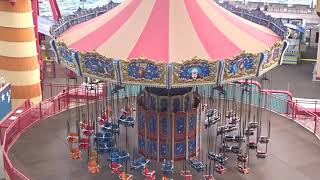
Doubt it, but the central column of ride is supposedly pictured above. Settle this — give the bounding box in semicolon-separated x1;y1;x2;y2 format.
137;87;200;161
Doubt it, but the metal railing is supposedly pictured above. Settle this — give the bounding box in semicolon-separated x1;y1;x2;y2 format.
2;83;319;180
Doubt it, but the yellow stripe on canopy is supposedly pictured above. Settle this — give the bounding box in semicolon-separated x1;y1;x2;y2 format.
169;0;210;62
58;0;134;45
197;0;269;53
96;0;156;59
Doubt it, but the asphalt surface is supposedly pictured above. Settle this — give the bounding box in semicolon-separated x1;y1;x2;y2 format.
260;61;320;99
8;105;320;180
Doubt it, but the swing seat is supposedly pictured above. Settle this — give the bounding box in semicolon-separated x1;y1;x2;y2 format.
237;165;249;174
131;156;149;170
226;111;236;118
98;142;116;154
248;142;257;149
215;164;226;175
208;152;228;164
180;170;192;180
99;117;108;126
229;117;240;125
256;151;267;158
67;132;78;143
118;116;135;128
204;117;220;129
143;167;156;180
224;135;235;142
245;129;254;136
237;154;248;163
249;122;258;129
109;162;122;174
206;109;218;118
229;145;241;154
71;148;81;159
188;158;204;172
89;150;98;161
88;161;100;174
235;135;245;143
259;136;270;144
82;126;94;136
119;172;133;180
79;138;89;149
203;174;215;180
162;160;174;175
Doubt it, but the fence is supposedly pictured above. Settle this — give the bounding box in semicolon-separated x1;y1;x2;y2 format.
2;83;320;180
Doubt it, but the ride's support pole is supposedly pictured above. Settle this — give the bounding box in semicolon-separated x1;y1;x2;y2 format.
0;0;42;108
314;116;317;134
48;0;61;21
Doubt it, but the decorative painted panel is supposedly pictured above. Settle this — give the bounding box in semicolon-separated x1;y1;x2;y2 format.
147;112;157;140
147;141;157;160
79;52;115;80
150;95;157;112
222;52;260;83
121;58;166;86
138;138;145;154
258;42;283;75
138;109;145;135
188;110;197;138
175;141;185;160
160;97;169;112
56;41;77;70
159;143;169;159
159;113;170;140
175;112;186;141
188;138;196;157
172;97;181;113
183;94;190;112
172;57;218;86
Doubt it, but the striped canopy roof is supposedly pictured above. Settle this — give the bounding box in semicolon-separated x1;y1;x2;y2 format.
58;0;280;63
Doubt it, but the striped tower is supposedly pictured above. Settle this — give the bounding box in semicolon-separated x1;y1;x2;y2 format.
0;0;42;108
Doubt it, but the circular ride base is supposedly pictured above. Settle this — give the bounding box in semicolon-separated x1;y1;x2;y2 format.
9;107;320;180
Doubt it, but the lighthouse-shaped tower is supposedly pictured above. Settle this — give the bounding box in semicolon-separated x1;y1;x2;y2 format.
0;0;42;107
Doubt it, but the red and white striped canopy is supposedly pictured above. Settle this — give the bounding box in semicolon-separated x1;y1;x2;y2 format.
59;0;280;63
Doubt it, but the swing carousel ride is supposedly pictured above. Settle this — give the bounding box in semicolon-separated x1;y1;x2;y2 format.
14;0;292;179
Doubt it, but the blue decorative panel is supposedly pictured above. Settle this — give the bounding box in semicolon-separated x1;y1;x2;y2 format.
184;95;190;112
147;113;157;139
188;139;196;155
148;141;157;158
138;138;145;151
223;53;259;82
80;52;115;79
121;59;166;86
176;116;185;135
173;58;218;86
160;143;168;157
138;111;145;135
189;113;196;131
173;97;180;113
160;98;168;112
0;84;11;120
56;42;77;69
150;96;157;112
160;114;169;136
175;142;185;156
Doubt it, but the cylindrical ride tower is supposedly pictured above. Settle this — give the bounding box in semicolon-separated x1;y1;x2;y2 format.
137;87;201;161
0;0;42;107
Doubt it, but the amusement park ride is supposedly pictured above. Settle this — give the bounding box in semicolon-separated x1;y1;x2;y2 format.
30;0;290;179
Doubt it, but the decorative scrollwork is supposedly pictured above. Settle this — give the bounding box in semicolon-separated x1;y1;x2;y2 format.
121;58;166;85
173;57;218;86
79;52;115;80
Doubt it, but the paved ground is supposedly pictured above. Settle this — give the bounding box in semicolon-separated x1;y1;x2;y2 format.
261;61;320;99
8;105;320;180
